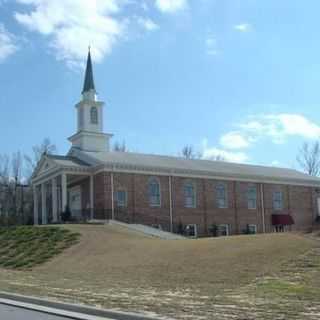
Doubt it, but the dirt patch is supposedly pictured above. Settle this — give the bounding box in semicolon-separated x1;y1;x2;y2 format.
0;224;318;319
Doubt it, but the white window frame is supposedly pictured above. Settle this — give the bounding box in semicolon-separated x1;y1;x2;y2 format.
184;182;196;208
148;177;161;207
115;189;127;207
247;185;257;210
273;191;283;210
216;183;228;208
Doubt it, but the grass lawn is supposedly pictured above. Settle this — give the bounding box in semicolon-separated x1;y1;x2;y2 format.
0;226;80;269
0;224;319;319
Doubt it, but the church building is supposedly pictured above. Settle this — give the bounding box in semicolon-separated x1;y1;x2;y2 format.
31;50;320;237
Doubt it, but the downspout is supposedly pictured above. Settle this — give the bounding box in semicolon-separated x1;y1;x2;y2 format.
169;175;173;232
260;183;266;233
111;171;115;220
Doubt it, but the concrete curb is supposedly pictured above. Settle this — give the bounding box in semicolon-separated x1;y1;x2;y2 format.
0;292;173;320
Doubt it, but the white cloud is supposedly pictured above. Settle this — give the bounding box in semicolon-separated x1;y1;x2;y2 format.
206;35;218;56
0;24;18;62
155;0;187;13
14;0;128;67
240;113;320;144
201;139;249;163
234;23;252;32
220;132;250;149
137;17;159;31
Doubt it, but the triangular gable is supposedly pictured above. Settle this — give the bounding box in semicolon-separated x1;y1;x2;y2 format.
31;155;57;180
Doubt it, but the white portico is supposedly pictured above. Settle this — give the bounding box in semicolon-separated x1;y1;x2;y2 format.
32;155;95;224
32;49;112;224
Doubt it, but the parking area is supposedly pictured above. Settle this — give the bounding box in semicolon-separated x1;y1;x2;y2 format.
0;304;75;320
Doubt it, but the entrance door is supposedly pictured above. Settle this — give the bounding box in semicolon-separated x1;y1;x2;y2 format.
69;186;81;219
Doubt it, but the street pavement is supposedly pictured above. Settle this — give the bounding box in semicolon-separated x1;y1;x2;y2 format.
0;303;71;319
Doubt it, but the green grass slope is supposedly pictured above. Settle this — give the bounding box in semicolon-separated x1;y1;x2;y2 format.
0;226;80;270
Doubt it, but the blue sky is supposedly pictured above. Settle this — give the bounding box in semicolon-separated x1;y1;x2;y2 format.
1;0;320;170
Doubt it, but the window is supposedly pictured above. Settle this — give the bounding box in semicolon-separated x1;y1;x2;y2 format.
247;224;257;234
247;185;257;209
184;182;196;208
185;224;198;237
90;106;98;124
79;108;84;127
273;191;283;210
216;183;227;208
116;190;127;207
218;224;230;236
148;177;161;207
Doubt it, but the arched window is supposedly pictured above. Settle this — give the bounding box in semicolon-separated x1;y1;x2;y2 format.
216;183;227;208
90;106;98;124
184;182;196;208
148;177;161;207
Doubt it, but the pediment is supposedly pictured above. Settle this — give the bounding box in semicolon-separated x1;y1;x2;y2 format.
32;156;57;180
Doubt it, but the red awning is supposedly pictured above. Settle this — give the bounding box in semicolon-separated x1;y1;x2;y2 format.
272;214;294;226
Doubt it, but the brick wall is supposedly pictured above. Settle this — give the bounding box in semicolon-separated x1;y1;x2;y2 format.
86;171;319;236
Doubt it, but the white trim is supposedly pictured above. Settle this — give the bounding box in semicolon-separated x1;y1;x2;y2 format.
91;165;320;188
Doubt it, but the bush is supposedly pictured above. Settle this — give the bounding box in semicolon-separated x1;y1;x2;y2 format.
208;224;218;237
60;205;71;222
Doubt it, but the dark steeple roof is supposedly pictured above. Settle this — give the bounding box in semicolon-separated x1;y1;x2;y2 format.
82;48;96;94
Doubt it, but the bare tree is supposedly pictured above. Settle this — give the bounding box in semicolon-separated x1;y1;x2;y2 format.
209;154;226;161
113;141;127;152
24;138;57;176
181;145;196;159
0;154;10;185
297;141;320;176
181;145;204;160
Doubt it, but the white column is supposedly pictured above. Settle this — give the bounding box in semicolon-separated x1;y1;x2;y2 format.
61;173;67;213
33;185;39;225
41;183;47;225
90;175;94;219
111;172;114;220
52;177;58;223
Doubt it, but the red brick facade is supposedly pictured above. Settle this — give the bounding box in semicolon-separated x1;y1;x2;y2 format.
79;171;320;236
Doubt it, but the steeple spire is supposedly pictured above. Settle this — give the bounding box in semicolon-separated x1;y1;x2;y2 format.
82;47;96;94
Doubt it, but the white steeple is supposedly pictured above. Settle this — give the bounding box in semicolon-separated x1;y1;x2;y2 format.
68;49;113;152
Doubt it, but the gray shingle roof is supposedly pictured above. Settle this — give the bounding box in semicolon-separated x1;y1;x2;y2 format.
47;155;90;168
79;150;320;186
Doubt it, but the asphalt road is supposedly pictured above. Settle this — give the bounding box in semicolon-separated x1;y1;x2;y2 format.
0;303;71;320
